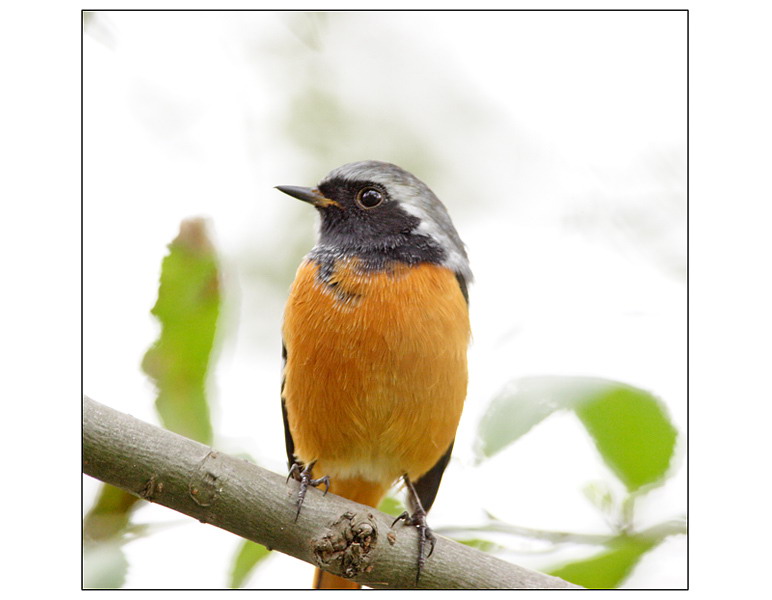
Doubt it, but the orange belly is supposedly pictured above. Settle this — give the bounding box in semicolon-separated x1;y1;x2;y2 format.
282;258;470;500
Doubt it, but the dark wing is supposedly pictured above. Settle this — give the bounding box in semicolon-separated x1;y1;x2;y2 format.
411;441;455;513
281;341;298;470
454;272;469;304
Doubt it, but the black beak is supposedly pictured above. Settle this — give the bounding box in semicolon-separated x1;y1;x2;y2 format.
275;185;339;208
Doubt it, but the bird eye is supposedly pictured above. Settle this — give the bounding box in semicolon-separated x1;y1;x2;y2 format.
356;187;384;209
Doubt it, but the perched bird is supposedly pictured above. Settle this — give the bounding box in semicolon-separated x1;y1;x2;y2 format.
277;161;471;589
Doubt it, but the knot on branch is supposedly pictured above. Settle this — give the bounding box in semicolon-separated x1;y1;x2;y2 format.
140;474;164;501
313;511;378;580
188;450;222;515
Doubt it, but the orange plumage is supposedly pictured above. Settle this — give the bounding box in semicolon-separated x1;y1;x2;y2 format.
282;258;469;587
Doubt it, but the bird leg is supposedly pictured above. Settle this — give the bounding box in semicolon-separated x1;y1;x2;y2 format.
391;475;437;585
287;460;330;521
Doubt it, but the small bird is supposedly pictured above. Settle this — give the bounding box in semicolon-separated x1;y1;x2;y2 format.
277;161;471;589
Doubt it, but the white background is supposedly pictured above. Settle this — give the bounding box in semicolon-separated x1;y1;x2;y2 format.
82;8;686;589
2;1;771;597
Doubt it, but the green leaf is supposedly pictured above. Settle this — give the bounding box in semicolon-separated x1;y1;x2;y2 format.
476;377;678;491
547;534;658;589
574;384;678;493
229;540;271;588
377;495;406;518
141;218;221;444
83;484;141;541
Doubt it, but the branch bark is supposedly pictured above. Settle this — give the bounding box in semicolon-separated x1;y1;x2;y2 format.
82;396;580;589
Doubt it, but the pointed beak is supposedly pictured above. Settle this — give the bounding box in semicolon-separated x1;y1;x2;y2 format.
275;185;339;208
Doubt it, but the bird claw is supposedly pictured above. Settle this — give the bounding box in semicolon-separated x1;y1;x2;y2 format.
392;505;436;584
286;461;330;521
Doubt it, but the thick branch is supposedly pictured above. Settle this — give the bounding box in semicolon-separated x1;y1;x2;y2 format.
82;396;580;589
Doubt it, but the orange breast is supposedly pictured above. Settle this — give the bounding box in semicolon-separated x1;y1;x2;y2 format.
282;258;470;490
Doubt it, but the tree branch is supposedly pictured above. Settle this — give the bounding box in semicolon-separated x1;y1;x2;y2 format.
82;396;580;589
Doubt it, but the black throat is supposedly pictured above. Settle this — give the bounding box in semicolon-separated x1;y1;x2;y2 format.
311;176;447;273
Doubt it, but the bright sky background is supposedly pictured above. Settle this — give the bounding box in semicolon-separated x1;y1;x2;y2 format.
4;0;772;595
80;10;688;589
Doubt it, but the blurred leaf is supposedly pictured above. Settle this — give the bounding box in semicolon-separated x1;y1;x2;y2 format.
574;384;677;493
581;481;616;521
476;376;610;460
142;218;221;444
83;539;129;589
84;219;222;589
83;484;141;541
476;377;678;492
377;495;405;518
229;540;271;588
454;538;505;553
283;12;330;52
547;534;658;589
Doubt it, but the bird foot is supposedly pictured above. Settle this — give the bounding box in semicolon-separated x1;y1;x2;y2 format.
287;461;330;521
392;506;436;585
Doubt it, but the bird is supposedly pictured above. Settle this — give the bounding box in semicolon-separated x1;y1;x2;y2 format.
277;160;471;589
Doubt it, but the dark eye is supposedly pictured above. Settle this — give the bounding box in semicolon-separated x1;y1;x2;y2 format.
356;187;384;209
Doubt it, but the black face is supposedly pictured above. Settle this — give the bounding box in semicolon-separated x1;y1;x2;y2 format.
312;177;445;270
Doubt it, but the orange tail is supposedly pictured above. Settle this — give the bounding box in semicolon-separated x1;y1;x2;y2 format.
313;570;362;590
312;476;388;589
